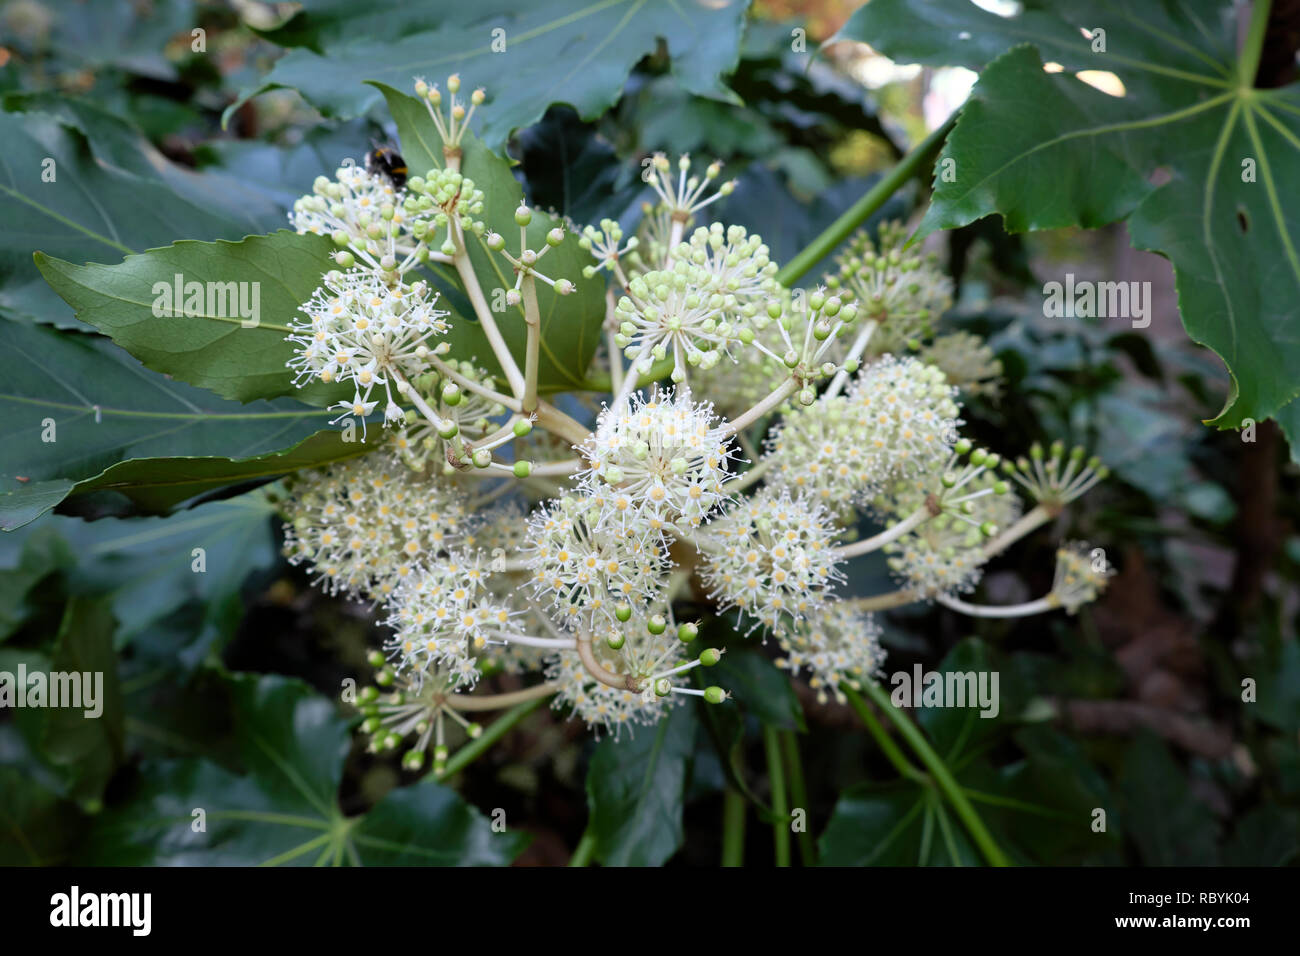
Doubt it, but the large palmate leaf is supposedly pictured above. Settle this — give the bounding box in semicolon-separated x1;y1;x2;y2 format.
233;0;751;150
376;84;608;390
0;107;282;328
4;495;279;667
35;231;341;404
585;704;696;866
0;320;373;529
835;0;1300;453
80;674;527;865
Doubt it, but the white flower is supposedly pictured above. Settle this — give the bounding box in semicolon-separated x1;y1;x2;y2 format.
845;354;961;479
1051;542;1114;613
776;603;886;705
699;487;843;634
287;270;449;432
290;165;422;274
580;387;736;531
382;552;522;687
613;266;745;382
281;450;470;599
522;496;670;629
765;395;882;514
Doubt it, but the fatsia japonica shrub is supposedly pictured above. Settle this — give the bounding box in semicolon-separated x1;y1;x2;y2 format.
260;76;1114;776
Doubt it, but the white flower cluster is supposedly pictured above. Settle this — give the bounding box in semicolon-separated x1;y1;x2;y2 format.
273;88;1113;770
580;388;736;532
700;487;844;634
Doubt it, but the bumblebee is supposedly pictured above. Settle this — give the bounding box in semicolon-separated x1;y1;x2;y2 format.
366;144;408;189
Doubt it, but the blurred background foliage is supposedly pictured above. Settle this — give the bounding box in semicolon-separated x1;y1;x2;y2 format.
0;0;1297;867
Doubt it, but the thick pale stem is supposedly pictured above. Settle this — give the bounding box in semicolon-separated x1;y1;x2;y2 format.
834;504;932;559
721;378;798;438
442;682;558;712
576;632;641;692
824;319;878;399
935;593;1057;618
452;223;526;398
844;590;917;612
520;274;542;413
535;402;592;447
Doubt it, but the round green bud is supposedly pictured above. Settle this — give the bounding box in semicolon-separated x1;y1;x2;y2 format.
677;622;699;643
513;460;532;478
700;648;722;666
472;449;493;469
704;686;727;705
513;419;533;437
606;631;626;651
615;604;633;623
514;205;532;226
654;678;672;697
647;614;667;635
546;227;565;247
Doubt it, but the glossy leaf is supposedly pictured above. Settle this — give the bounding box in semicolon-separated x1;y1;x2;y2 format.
0;319;372;528
233;0;751;150
80;674;525;865
586;704;696;867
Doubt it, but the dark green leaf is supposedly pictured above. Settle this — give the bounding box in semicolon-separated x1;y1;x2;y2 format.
233;0;751;150
713;647;804;731
586;704;696;866
82;674;524;865
846;1;1300;444
1117;732;1219;865
0;319;371;528
0;108;281;327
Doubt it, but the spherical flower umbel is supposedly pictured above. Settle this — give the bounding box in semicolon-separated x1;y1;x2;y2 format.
845;353;961;479
289;165;412;273
580;388;736;531
1050;542;1114;613
280;450;471;599
765;395;882;515
678;222;779;322
545;611;689;738
383;552;523;687
775;604;886;704
825;220;953;350
287;269;450;431
614;265;746;382
523;496;670;629
699;487;844;634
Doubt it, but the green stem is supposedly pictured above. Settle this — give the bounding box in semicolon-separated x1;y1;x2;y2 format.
775;115;957;286
762;726;791;867
779;730;816;866
1238;0;1272;88
721;786;747;867
842;685;928;784
569;827;597;867
854;681;1011;867
428;695;548;781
